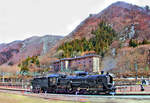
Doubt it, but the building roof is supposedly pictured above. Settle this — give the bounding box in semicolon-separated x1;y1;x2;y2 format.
53;54;100;63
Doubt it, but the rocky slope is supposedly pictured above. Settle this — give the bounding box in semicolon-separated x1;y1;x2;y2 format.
0;35;63;65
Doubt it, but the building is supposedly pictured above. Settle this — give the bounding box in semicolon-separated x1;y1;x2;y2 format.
52;54;101;73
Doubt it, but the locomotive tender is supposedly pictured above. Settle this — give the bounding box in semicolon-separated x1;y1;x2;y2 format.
31;72;116;94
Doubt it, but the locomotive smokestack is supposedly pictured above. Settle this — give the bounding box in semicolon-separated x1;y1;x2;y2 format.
101;71;104;75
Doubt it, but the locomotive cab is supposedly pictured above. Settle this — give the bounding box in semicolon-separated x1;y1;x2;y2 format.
48;74;67;93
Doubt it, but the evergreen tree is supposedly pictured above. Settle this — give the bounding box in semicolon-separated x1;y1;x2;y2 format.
129;39;138;47
142;39;150;44
18;56;40;75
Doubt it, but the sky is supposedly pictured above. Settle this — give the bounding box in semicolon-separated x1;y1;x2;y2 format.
0;0;149;43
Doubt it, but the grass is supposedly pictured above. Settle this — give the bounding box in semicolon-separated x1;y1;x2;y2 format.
0;92;150;103
0;92;83;103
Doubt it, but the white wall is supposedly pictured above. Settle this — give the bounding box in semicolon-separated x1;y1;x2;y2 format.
93;57;100;72
65;60;69;70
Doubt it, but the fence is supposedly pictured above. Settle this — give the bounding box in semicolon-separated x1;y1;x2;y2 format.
0;81;31;89
116;85;150;92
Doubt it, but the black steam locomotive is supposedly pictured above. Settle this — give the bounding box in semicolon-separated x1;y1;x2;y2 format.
31;72;116;94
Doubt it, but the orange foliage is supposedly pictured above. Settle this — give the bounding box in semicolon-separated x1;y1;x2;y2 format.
81;51;96;56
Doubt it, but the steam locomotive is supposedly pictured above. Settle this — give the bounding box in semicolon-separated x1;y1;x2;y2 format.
31;72;116;94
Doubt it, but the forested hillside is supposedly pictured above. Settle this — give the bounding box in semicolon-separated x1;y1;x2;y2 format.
57;22;117;58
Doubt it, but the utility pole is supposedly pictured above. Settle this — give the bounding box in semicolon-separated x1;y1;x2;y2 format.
22;79;24;88
0;69;4;83
134;62;138;82
1;72;5;83
147;50;150;80
146;50;150;67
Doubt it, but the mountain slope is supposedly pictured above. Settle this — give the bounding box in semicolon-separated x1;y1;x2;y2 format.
46;1;150;59
0;35;63;65
68;1;150;40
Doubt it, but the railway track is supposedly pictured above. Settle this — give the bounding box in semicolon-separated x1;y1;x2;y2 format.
1;86;150;95
0;87;150;102
0;87;29;92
